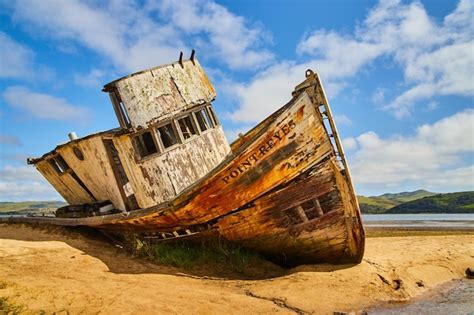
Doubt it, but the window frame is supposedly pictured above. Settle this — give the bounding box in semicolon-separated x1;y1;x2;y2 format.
194;106;215;133
131;104;220;161
132;130;161;160
48;154;71;175
206;105;220;126
176;113;199;142
155;120;181;151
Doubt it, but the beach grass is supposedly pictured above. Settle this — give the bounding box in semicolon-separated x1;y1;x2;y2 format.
0;297;25;314
133;237;266;272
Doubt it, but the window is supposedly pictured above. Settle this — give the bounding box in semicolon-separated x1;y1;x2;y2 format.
157;123;179;148
207;106;219;126
195;108;214;132
282;197;326;225
178;115;198;140
132;131;158;158
300;199;323;220
109;91;131;129
49;155;70;174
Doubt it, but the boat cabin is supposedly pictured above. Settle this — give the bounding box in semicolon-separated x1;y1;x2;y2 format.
28;58;231;212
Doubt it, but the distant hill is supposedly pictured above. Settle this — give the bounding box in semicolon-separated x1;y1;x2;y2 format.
0;201;66;215
357;190;437;214
387;191;474;214
358;190;474;214
357;195;399;210
377;190;438;203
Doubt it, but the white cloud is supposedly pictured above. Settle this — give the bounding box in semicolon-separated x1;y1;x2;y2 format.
0;135;22;146
347;109;474;192
334;114;352;126
228;0;474;123
0;32;34;79
73;69;106;88
229;62;305;123
3;86;90;121
342;137;358;151
227;60;347;123
0;153;29;164
6;0;272;72
157;0;274;70
0;165;61;201
372;88;385;105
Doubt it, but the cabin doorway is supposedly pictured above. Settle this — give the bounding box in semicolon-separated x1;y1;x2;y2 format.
103;139;139;211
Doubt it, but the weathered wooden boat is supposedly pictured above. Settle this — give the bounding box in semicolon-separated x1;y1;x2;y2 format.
5;53;365;266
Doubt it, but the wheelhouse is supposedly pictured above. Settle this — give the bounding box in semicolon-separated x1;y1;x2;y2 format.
28;57;231;212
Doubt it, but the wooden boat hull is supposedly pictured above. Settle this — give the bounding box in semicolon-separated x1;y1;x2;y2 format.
3;71;365;266
216;157;364;265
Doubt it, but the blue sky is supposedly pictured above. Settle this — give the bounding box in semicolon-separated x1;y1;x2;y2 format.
0;0;473;201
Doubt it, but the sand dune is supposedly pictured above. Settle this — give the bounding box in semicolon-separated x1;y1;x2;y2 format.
0;224;472;314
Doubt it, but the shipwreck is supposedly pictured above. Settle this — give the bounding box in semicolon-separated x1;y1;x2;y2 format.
9;53;364;266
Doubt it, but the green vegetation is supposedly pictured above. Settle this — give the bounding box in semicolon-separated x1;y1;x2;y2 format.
366;228;474;238
0;297;25;314
357;195;399;214
133;237;265;272
378;189;438;203
0;201;66;215
357;190;437;214
357;195;399;209
358;190;474;214
387;191;474;213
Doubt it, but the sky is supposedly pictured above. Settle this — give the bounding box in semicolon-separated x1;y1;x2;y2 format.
0;0;473;201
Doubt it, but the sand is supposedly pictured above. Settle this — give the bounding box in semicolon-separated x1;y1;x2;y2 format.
0;224;472;314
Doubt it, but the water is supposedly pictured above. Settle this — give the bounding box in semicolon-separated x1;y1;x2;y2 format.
369;280;474;314
362;213;474;229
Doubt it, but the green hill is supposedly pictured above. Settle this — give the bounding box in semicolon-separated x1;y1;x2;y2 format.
358;190;439;214
387;191;474;214
0;201;66;215
377;189;438;203
357;196;399;214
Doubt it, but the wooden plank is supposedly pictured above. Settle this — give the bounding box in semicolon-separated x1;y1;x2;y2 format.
112;127;230;209
36;160;94;205
314;199;324;216
295;206;309;222
58;136;126;210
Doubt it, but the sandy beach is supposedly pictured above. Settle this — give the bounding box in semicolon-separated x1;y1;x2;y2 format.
0;223;472;314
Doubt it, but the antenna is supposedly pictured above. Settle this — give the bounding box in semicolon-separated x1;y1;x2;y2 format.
179;51;184;68
190;49;195;65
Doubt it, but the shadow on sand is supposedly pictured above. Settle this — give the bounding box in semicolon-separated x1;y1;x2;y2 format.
0;223;357;280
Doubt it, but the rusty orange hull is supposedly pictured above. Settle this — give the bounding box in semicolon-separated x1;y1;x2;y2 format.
4;71;365;265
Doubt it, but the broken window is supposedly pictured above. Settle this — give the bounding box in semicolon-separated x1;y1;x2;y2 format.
132;131;158;158
178;115;198;140
207;106;219;126
300;199;324;220
195;108;214;132
282;197;326;225
282;207;302;225
157;123;179;148
49;155;70;174
109;91;131;129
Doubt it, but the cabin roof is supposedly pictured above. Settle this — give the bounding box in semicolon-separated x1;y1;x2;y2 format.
102;58;195;92
27;128;124;165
